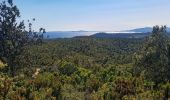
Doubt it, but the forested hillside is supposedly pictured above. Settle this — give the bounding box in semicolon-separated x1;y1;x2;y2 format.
16;38;142;74
1;0;170;100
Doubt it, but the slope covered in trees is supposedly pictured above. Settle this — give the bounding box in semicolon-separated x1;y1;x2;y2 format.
1;0;170;100
1;27;170;99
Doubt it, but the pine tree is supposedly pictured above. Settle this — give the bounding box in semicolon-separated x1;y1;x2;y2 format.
0;0;44;75
133;25;170;84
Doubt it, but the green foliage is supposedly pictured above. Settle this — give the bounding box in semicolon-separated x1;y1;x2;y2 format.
0;0;45;75
0;0;170;99
59;62;78;76
0;0;26;74
133;26;170;84
86;74;101;92
60;84;84;100
0;60;7;69
16;38;142;75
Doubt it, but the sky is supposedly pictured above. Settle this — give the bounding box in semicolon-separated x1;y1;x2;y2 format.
13;0;170;31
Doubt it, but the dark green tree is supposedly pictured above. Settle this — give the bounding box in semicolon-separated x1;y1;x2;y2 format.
0;0;26;75
0;0;44;75
58;63;78;76
133;25;170;84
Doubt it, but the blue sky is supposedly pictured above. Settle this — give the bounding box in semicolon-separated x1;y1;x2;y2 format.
14;0;170;31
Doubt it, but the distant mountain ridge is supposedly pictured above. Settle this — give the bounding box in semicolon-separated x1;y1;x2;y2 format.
127;27;170;33
44;31;98;39
127;27;152;33
90;27;170;38
44;27;170;39
90;32;150;38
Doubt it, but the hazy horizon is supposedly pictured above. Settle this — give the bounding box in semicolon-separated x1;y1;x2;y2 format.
14;0;170;31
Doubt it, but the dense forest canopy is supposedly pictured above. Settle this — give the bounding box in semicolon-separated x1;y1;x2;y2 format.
1;0;170;100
